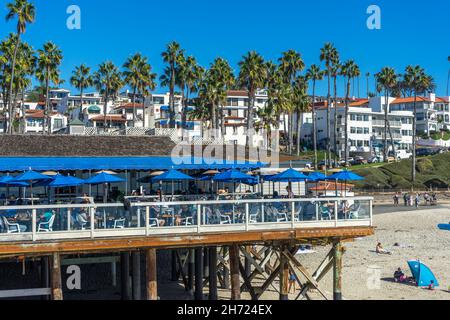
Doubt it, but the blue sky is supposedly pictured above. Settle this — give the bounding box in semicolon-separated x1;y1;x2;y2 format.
1;0;450;97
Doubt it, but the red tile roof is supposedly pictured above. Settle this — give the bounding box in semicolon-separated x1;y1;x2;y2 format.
227;90;248;97
115;103;145;109
91;115;127;122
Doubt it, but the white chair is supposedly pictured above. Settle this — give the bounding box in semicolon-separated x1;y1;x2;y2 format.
179;217;193;226
38;214;55;232
273;207;288;222
348;203;364;219
216;209;231;225
294;206;303;222
2;216;27;233
249;206;261;224
113;218;126;229
149;218;160;228
76;213;89;230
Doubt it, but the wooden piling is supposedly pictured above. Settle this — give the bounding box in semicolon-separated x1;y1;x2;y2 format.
194;247;204;300
132;251;141;300
229;244;241;300
244;246;251;277
41;256;50;300
203;247;209;279
222;246;230;289
187;249;194;295
121;252;131;300
171;250;178;281
146;248;158;300
279;246;289;300
333;241;344;300
208;247;218;300
50;253;63;300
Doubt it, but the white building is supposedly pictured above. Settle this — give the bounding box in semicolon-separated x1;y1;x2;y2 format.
20;110;68;133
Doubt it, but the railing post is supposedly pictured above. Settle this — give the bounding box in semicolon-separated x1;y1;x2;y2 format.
245;203;249;231
67;209;71;231
32;209;37;241
261;203;265;223
370;200;373;226
197;204;201;234
145;206;150;236
315;202;319;221
90;207;95;239
335;201;339;227
137;208;141;228
291;202;295;228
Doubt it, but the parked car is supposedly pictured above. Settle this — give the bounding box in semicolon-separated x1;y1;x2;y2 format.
367;156;380;164
350;156;368;165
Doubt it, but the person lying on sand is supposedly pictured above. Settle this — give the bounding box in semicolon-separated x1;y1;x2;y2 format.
376;242;392;255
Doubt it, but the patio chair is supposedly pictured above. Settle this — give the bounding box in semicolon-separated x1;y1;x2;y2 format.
75;213;89;230
319;205;332;220
2;216;27;233
216;209;231;225
113;218;126;229
294;205;303;222
179;217;193;226
38;214;56;232
272;207;288;223
348;203;365;219
249;206;261;224
149;218;160;228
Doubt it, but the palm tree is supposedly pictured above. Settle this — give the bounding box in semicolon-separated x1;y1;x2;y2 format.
341;60;360;166
123;53;151;126
279;50;305;154
375;67;398;162
293;76;309;155
208;58;234;134
94;61;123;128
70;64;93;121
331;61;341;165
366;72;370;98
404;66;435;183
177;55;204;134
305;64;324;170
161;41;183;128
5;0;35;134
238;51;267;149
320;43;338;168
36;42;63;134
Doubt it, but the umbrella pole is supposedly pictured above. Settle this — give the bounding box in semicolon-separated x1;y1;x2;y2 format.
30;182;34;206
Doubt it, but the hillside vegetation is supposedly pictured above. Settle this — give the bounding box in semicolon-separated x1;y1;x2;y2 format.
352;153;450;190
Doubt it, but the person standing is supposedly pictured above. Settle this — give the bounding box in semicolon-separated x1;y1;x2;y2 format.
415;194;420;208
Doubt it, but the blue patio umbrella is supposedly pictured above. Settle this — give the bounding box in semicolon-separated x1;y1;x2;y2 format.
265;168;308;182
38;174;85;188
152;169;194;199
11;170;53;204
0;176;29;187
212;169;258;198
308;172;328;182
326;170;364;197
85;172;125;203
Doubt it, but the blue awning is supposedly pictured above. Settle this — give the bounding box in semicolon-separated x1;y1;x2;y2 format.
0;157;265;172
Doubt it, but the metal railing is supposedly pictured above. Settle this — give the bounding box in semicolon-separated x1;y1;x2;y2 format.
0;197;373;243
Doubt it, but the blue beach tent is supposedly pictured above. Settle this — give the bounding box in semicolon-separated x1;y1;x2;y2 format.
407;260;439;287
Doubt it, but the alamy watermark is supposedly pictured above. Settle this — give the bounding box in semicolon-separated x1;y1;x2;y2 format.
66;265;81;290
66;5;81;30
367;5;381;30
366;265;382;290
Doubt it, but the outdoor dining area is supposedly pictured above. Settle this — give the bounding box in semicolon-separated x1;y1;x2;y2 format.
0;166;370;236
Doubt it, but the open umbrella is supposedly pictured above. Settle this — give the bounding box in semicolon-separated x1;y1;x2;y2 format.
212;169;258;198
11;170;53;205
38;174;85;188
151;169;194;199
265;168;308;198
326;170;364;197
85;172;125;203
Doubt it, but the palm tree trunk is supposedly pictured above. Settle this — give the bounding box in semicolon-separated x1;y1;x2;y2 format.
103;88;109;129
45;71;50;135
79;86;84;121
142;96;147;128
327;70;331;169
288;112;293;155
384;91;389;162
412;94;417;183
21;88;26;133
246;92;255;149
345;79;351;166
132;88;137;126
312;81;318;171
7;34;21;135
296;111;302;156
333;76;338;166
170;64;176;128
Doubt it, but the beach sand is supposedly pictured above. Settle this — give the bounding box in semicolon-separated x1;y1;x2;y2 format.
194;204;450;300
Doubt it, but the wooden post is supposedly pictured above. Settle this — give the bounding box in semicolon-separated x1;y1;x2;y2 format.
171;250;178;281
222;246;230;289
50;253;63;300
229;244;241;300
203;247;210;279
194;247;204;300
208;247;218;300
187;249;194;295
279;246;289;300
244;246;251;278
111;261;117;287
146;248;158;300
333;241;344;300
40;256;50;300
132;251;141;300
121;252;131;300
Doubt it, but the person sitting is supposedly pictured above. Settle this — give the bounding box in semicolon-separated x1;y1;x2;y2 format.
394;268;406;283
428;280;435;291
286;186;294;199
39;210;53;224
376;242;392;255
176;205;193;226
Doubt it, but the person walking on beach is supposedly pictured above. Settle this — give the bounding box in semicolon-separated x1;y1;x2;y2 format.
403;193;408;207
415;194;420;208
288;271;297;293
393;193;399;207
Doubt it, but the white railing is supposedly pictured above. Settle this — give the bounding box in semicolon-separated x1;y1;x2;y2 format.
0;197;373;243
372;120;402;127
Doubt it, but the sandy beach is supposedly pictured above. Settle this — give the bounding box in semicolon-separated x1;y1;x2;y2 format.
201;204;450;300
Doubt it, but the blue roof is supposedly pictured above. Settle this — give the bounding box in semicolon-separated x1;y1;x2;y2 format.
151;169;194;182
0;157;264;172
265;168;308;182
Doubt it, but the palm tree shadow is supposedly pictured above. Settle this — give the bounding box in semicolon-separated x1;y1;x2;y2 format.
381;277;417;287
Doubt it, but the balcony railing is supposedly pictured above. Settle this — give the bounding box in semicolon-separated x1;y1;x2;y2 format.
0;197;373;243
372;120;402;128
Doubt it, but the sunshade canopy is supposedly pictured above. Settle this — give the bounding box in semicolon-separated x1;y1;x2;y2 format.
85;172;125;185
327;170;364;181
407;260;439;287
151;169;194;182
265;168;308;182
